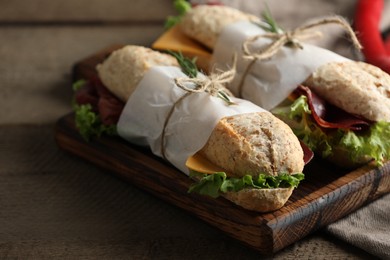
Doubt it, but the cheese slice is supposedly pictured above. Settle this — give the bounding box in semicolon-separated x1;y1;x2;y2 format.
186;153;226;174
152;25;213;73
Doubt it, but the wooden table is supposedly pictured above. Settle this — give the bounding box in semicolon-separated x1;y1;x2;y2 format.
0;0;377;258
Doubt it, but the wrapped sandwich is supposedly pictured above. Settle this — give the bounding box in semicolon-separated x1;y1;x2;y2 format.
153;4;390;168
73;45;306;212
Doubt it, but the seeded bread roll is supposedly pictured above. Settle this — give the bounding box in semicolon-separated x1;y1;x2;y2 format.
96;45;179;102
179;5;260;49
200;112;304;212
200;112;304;177
304;61;390;122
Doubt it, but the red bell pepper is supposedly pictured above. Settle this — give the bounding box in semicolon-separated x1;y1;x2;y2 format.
354;0;390;73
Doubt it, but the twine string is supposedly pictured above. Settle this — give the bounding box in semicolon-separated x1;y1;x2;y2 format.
242;15;362;61
236;15;363;98
160;64;236;160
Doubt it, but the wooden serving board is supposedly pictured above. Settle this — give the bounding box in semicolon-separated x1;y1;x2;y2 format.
56;45;390;254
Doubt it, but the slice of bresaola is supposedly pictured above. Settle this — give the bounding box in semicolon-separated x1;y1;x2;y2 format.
75;78;125;125
301;141;314;165
294;85;371;131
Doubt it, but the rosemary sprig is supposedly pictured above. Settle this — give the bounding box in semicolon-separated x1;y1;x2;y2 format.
256;6;301;48
218;90;236;105
253;5;284;34
261;6;283;33
166;50;198;78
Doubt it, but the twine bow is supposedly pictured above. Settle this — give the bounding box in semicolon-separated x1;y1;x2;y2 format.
236;15;363;98
242;15;362;61
174;67;235;97
160;63;237;160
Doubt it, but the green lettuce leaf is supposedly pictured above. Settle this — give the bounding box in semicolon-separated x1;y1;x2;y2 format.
73;104;117;141
272;96;390;165
339;121;390;164
188;171;304;198
72;80;117;141
165;0;192;29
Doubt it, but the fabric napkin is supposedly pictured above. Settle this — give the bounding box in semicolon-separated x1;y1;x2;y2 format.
326;193;390;259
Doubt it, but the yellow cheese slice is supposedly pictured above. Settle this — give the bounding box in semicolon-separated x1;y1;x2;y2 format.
152;25;213;73
186;152;226;174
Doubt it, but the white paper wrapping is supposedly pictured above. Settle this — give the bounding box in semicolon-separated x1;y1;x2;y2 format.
211;21;349;110
117;66;265;175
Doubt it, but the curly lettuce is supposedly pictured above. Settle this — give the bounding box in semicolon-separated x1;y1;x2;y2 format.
188;171;304;198
72;80;117;141
272;96;390;165
73;104;117;141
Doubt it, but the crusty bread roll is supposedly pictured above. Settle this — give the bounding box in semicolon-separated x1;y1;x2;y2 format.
200;112;304;177
304;61;390;122
201;112;304;212
96;45;304;212
179;5;260;49
96;45;179;102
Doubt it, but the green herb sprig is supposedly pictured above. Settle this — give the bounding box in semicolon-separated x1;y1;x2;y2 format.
259;5;284;33
165;0;192;29
256;6;304;49
167;50;198;78
217;90;236;106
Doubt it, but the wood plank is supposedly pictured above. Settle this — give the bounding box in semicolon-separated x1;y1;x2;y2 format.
0;26;163;125
55;45;390;254
0;0;175;23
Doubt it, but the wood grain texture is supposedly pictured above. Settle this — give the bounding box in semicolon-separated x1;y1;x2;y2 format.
0;0;174;23
0;26;164;125
55;45;390;254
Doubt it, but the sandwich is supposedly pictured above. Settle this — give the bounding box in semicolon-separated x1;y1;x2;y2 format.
73;45;306;212
153;4;390;168
272;61;390;168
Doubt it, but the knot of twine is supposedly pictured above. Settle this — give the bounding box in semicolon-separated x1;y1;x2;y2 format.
236;15;363;98
174;67;235;96
160;64;236;160
242;15;362;61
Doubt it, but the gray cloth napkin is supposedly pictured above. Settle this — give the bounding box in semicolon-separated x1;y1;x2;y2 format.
326;193;390;259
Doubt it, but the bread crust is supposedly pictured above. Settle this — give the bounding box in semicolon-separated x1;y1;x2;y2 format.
223;187;294;212
200;112;304;177
96;45;179;102
180;5;259;49
305;61;390;122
